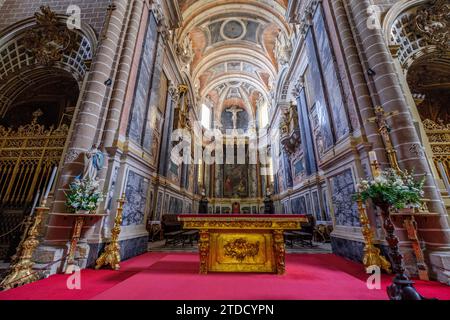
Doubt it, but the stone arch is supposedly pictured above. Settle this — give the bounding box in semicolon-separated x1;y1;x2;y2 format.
383;0;449;69
383;0;450;192
193;48;277;85
201;74;270;117
179;0;290;41
0;11;97;116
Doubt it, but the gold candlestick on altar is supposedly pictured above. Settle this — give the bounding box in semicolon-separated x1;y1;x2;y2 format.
0;201;48;290
357;197;392;273
95;194;126;270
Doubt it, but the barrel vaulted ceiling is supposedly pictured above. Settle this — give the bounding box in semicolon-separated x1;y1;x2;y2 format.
176;0;290;119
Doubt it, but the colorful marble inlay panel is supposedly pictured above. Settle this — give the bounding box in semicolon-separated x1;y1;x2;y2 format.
169;197;183;214
122;170;149;226
330;169;359;226
305;30;334;156
128;13;158;144
313;7;349;140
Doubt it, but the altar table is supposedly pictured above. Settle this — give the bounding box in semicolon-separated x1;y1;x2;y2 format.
178;214;308;274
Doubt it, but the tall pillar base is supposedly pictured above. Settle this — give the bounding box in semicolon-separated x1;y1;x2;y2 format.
430;251;450;285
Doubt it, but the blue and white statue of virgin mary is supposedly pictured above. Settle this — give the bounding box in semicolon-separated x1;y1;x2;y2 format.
79;144;104;181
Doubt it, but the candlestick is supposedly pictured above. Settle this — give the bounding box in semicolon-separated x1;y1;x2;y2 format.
368;151;381;178
30;190;40;217
356;197;391;273
95;194;126;270
43;166;57;200
0;204;48;290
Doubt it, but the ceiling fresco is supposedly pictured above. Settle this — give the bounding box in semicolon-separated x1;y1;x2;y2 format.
176;0;290;119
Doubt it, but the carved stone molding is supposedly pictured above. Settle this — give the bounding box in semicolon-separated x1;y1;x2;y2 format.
168;82;180;102
152;2;170;41
176;35;194;73
414;0;450;51
21;6;77;66
291;76;305;99
279;103;301;155
274;32;293;67
152;2;164;25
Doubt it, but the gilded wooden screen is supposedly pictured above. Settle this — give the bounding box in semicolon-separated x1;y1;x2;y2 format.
423;119;450;189
0;110;68;208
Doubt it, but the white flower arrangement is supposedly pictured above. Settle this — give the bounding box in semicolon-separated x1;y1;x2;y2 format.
65;178;105;213
355;169;425;210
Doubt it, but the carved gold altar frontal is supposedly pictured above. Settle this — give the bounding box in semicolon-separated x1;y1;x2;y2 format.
178;215;307;274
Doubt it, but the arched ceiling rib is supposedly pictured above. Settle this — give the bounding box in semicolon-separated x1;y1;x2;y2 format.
177;0;289;117
193;48;277;81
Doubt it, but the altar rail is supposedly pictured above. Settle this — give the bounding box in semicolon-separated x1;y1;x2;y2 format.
423;119;450;194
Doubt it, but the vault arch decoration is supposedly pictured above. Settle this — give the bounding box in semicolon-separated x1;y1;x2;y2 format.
176;0;290;130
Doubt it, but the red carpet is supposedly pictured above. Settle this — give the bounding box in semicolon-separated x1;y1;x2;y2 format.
1;253;449;300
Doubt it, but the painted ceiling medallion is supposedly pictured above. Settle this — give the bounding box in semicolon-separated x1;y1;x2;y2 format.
221;19;246;41
414;0;450;51
22;6;77;66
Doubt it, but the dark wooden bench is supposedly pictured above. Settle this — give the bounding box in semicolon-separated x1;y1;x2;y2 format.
164;230;185;246
181;230;199;247
161;214;182;235
284;214;316;248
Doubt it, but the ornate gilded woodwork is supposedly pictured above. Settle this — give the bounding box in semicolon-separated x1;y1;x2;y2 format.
223;238;260;262
272;229;286;275
356;198;392;274
0;202;49;290
0;109;68;207
198;230;210;275
96;195;126;271
174;84;192;132
178;214;307;274
422;119;450;182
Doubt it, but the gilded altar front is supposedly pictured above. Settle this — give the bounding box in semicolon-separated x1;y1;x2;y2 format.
178;214;307;274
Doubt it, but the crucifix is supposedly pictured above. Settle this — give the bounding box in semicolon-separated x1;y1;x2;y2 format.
367;106;401;173
226;106;244;130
